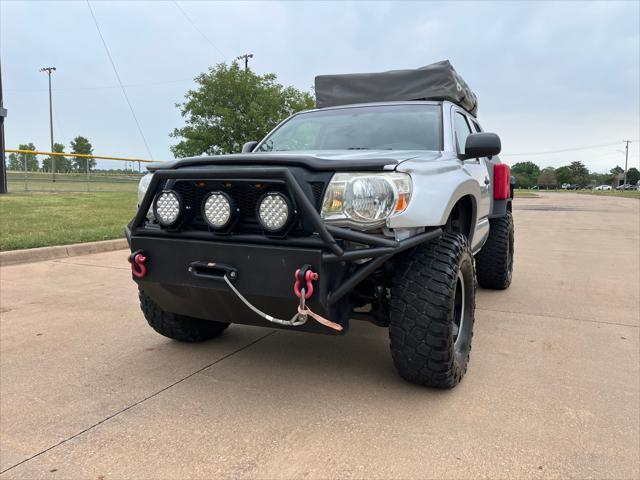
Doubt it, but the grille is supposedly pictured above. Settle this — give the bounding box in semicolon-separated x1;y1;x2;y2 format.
172;179;323;234
310;182;326;207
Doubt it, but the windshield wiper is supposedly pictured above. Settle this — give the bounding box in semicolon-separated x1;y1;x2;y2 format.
346;147;393;150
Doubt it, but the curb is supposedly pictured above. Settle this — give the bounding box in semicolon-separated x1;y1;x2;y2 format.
1;238;128;267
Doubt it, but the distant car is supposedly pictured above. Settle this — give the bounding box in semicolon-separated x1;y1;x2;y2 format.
594;185;612;191
616;184;634;190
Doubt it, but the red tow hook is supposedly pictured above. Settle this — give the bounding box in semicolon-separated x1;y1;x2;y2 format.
294;265;318;299
128;250;147;278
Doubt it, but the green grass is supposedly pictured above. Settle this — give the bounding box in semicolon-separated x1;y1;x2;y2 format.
574;190;640;199
7;171;140;193
515;188;640;199
514;189;540;198
0;192;137;251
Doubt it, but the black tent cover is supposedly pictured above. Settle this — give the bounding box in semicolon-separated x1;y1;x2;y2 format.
314;60;478;115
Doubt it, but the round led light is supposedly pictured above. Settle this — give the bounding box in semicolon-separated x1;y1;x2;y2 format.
154;190;182;226
203;191;232;229
258;192;291;232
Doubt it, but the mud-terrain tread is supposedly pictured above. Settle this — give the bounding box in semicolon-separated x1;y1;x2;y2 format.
475;212;514;290
139;288;229;342
389;232;475;389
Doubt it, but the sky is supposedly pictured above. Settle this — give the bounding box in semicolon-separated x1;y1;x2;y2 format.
1;0;639;173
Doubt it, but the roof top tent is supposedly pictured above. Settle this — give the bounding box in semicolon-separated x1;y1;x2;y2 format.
314;60;478;116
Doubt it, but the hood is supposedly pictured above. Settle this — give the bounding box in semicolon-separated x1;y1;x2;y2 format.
147;149;442;173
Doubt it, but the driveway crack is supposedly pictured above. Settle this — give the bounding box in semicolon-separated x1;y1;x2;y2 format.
477;307;639;328
0;330;277;475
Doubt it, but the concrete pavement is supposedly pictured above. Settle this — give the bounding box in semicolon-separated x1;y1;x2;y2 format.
1;192;638;479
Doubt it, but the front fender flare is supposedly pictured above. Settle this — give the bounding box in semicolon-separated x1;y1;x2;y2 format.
388;165;481;234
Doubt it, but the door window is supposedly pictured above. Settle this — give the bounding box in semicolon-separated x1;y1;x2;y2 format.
453;112;472;154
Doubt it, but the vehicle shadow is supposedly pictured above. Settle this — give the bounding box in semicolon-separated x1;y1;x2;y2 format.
185;320;454;400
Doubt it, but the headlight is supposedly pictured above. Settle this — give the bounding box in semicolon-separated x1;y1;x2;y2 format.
137;173;155;221
137;173;153;206
153;190;182;227
321;172;411;229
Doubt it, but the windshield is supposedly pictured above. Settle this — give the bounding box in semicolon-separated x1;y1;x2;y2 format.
257;104;442;152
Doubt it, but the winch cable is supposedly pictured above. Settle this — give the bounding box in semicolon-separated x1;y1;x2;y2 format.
223;275;305;327
222;275;342;331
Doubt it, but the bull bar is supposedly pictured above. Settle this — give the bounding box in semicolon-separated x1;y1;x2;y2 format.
125;165;442;307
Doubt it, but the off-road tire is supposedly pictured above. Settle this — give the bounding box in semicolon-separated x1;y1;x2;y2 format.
475;212;514;290
389;232;476;389
139;288;229;342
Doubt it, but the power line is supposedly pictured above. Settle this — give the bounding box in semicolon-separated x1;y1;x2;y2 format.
172;1;226;60
6;78;193;93
86;0;154;160
503;141;637;156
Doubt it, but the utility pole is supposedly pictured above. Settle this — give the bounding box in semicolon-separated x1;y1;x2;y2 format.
0;61;7;194
623;140;630;188
40;66;56;181
236;53;253;71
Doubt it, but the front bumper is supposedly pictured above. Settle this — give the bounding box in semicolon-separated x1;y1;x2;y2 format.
129;234;347;334
126;165;441;334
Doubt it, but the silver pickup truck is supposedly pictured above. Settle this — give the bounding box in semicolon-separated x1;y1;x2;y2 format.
128;63;514;389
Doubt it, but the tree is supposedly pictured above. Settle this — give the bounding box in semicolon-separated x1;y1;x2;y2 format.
42;143;71;173
607;165;624;186
626;167;640;185
511;161;540;188
171;62;315;157
555;166;572;185
537;167;557;189
17;143;39;171
588;172;609;187
70;136;95;171
568;161;589;185
7;153;21;171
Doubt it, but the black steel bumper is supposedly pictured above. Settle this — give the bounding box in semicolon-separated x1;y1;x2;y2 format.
126;165;442;334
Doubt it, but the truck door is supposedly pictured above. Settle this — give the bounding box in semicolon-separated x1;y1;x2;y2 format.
451;108;491;220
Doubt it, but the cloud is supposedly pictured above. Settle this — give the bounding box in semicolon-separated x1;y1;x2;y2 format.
1;0;638;171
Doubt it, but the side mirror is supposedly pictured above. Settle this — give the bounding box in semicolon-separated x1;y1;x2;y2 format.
242;141;258;153
461;132;501;159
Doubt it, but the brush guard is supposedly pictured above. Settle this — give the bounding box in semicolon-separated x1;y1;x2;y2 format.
127;165;444;334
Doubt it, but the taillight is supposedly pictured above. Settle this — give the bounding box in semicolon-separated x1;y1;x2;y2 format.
493;164;511;200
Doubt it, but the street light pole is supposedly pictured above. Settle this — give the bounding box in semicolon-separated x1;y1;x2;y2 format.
236;53;253;71
0;61;7;194
40;66;56;181
623;140;630;188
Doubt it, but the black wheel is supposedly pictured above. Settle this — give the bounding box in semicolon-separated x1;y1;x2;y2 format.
389;232;476;389
139;288;229;342
475;212;514;290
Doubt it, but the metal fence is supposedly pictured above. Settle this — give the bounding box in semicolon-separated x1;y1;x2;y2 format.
5;149;153;193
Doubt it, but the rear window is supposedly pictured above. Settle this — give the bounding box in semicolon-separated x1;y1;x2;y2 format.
257;104;442;152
